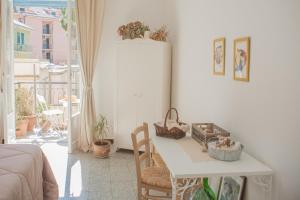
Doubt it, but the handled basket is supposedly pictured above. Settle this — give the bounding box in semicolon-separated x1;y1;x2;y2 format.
154;108;187;139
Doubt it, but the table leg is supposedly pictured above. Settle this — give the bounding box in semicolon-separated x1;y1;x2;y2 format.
250;175;273;200
170;175;199;200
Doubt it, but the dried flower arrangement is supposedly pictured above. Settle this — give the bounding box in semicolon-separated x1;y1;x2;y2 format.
150;26;168;41
117;21;150;40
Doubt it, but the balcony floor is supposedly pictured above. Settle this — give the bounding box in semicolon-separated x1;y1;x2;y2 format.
13;130;68;146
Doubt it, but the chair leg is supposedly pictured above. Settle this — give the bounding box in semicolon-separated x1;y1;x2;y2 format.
137;186;143;200
146;188;149;200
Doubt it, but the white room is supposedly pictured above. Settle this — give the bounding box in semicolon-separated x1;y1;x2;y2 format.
0;0;299;200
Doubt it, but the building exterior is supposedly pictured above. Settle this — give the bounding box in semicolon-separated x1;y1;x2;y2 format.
14;7;68;64
13;6;81;109
14;20;33;59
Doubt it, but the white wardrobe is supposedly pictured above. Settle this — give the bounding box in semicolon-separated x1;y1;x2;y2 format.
114;40;171;150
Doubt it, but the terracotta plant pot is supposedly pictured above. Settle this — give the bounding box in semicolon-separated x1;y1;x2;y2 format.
25;115;36;132
15;129;22;138
93;140;111;158
16;119;29;137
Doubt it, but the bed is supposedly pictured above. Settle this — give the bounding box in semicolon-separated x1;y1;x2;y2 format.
0;144;58;200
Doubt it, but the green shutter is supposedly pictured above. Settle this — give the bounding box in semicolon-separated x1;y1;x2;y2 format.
21;33;25;45
17;32;20;44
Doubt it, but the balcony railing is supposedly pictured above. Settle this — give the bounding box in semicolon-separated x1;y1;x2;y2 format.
14;44;32;52
14;81;81;114
43;44;52;49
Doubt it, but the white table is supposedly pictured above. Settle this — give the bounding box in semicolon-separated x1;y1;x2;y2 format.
58;99;80;107
152;135;273;200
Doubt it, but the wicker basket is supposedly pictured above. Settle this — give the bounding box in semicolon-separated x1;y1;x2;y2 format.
154;108;187;139
192;123;230;149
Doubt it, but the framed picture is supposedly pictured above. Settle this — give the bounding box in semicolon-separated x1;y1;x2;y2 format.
233;37;250;81
213;37;225;75
218;176;246;200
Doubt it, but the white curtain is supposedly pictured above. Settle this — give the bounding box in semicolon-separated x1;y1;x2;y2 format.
0;1;2;92
75;0;105;152
0;0;3;142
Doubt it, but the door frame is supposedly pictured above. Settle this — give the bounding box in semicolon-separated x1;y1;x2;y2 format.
1;0;81;152
1;0;15;144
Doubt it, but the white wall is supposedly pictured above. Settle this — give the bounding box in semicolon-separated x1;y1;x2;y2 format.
94;0;168;128
14;58;40;76
165;0;300;199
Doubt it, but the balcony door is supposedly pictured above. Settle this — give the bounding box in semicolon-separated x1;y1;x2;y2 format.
67;0;82;153
1;0;81;153
1;0;15;143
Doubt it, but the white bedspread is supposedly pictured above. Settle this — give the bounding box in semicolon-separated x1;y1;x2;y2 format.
0;144;58;200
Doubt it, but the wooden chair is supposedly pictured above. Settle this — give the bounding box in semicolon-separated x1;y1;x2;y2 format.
151;146;169;170
131;122;172;200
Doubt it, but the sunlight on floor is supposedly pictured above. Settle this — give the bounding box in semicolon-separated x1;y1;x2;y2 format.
40;142;138;200
41;142;69;197
70;161;82;197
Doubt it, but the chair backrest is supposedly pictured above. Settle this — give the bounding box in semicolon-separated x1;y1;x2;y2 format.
36;94;49;111
131;122;151;183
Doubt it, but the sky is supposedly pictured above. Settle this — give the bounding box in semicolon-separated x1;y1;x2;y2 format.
13;0;68;8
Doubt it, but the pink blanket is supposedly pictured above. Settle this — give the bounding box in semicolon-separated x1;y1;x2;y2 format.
0;144;58;200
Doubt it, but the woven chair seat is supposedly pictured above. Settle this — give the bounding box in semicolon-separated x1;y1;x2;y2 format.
141;166;172;189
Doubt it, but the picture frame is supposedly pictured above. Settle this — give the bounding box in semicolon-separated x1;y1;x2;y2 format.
213;37;225;75
233;37;250;81
218;176;246;200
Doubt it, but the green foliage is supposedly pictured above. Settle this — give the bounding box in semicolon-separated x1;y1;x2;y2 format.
60;8;76;32
193;178;217;200
94;115;109;142
193;188;210;200
60;8;68;31
203;178;217;200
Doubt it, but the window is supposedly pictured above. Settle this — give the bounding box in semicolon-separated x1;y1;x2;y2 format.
17;32;24;45
43;38;50;49
43;24;51;34
46;52;51;60
19;7;25;12
42;51;52;62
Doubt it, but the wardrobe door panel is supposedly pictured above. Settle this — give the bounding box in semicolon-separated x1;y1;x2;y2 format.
116;45;138;149
115;41;171;150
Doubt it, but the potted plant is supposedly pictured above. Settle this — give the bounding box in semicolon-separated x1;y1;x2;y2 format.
15;87;36;134
93;115;111;158
15;114;29;137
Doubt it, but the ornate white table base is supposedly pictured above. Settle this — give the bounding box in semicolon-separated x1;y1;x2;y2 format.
250;175;273;200
170;175;273;200
170;176;199;200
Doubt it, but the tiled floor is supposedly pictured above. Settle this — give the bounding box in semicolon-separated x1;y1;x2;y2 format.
41;142;138;200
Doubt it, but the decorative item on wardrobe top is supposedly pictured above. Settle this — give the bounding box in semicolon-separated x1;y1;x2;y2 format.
117;21;168;41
